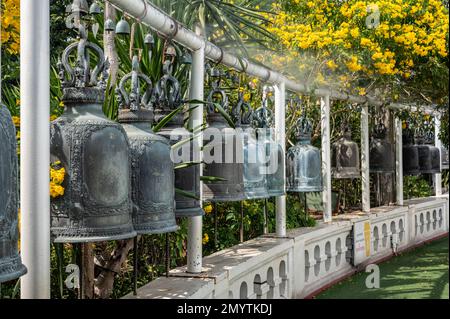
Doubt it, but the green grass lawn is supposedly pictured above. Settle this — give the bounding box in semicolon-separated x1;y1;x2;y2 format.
316;236;449;299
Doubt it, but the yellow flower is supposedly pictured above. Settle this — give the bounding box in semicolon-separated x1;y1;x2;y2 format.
243;93;251;102
204;204;213;214
326;60;337;70
202;233;209;245
50;166;66;185
357;87;366;96
50;182;65;198
12;116;20;127
59;101;65;108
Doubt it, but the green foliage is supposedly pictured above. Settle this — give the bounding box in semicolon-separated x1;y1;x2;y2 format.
403;175;433;199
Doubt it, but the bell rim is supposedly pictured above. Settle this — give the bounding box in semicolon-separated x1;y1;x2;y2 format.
134;224;179;235
51;229;138;243
0;261;27;284
175;206;205;217
286;187;323;193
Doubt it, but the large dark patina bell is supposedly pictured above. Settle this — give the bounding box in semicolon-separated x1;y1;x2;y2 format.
253;98;285;197
117;55;178;234
286;114;322;192
369;122;394;173
331;124;360;179
153;45;203;217
234;93;268;200
50;25;136;242
424;131;441;174
402;126;420;175
415;129;433;174
0;103;27;283
202;72;245;202
441;147;449;170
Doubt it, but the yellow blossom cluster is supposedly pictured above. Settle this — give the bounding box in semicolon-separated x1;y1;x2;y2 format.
50;162;65;198
262;0;449;80
202;233;209;245
1;0;20;55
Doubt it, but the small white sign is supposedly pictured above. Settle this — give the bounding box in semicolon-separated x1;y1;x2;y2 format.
353;219;371;265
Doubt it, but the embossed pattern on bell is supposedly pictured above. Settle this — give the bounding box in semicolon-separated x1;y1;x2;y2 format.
369;122;394;173
117;55;178;234
286;114;322;192
0;103;27;283
50;24;136;242
331;125;360;179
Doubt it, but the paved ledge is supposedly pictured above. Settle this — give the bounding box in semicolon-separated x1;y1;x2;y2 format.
123;276;214;299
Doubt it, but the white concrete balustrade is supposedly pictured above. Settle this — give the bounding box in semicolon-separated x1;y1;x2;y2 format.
124;195;448;299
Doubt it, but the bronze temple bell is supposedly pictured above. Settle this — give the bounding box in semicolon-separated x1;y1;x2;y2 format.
202;70;245;202
153;44;204;217
369;122;394;173
0;103;27;283
117;55;178;234
331;124;361;179
50;24;136;242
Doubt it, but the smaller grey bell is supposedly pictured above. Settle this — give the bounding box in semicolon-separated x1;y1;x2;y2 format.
181;52;192;65
115;17;130;35
144;33;155;47
89;1;102;15
104;18;116;32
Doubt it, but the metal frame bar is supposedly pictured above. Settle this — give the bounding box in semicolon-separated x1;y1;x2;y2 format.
20;0;51;299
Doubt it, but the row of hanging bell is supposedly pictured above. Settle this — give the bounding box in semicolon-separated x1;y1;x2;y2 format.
403;125;441;175
0;103;27;283
286;112;323;192
49;22;186;242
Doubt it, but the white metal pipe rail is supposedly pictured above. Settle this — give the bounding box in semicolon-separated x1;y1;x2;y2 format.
20;0;51;298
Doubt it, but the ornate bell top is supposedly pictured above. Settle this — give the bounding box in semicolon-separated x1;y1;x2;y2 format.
117;55;154;123
414;128;427;145
57;24;109;105
372;122;387;139
342;124;352;139
153;45;184;126
233;92;253;127
206;74;229;124
294;114;313;143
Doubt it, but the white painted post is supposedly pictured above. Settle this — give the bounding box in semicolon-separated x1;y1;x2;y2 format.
361;104;370;212
186;31;205;273
395;117;404;205
434;115;442;196
20;0;51;298
321;96;332;222
274;82;286;237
